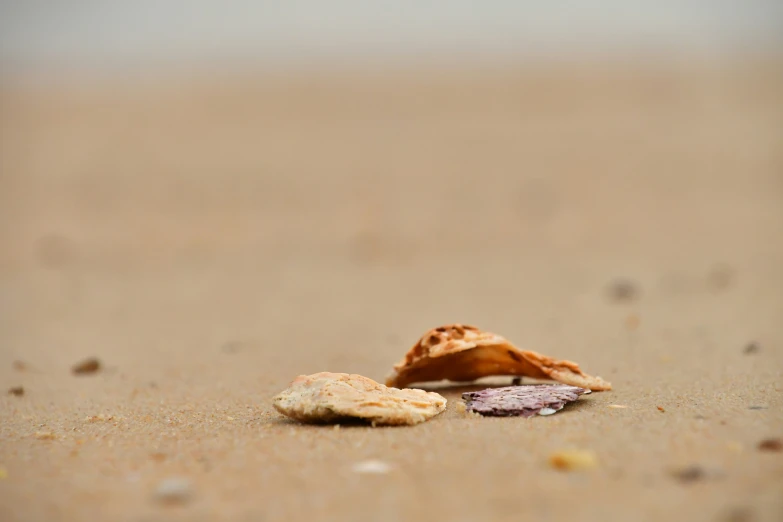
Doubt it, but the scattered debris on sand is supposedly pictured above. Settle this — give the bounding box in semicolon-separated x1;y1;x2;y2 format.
8;386;24;397
743;342;760;354
273;372;446;426
385;324;611;391
607;278;638;302
33;431;57;440
351;460;392;474
757;438;782;452
154;477;192;505
671;465;705;483
72;357;101;375
462;384;587;417
84;414;116;423
548;450;598;471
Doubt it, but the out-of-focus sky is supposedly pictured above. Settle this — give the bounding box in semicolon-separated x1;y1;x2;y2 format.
1;0;782;72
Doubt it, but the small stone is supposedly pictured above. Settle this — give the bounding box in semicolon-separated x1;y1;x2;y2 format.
657;406;665;412
351;460;391;474
8;386;24;397
743;342;760;354
34;431;57;440
671;465;705;483
757;438;782;452
608;404;628;409
72;357;101;375
607;279;638;302
548;450;598;471
154;477;192;505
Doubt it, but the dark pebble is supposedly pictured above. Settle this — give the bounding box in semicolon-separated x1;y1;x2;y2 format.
72;357;101;375
757;438;782;452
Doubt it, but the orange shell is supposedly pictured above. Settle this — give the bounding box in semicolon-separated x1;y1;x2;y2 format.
385;324;612;391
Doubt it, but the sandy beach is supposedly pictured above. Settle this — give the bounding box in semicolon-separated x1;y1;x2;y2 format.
1;58;782;521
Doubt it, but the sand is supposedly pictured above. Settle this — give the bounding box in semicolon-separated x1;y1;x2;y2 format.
1;59;782;521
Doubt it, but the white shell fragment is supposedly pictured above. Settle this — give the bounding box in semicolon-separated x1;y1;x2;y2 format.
154;477;192;505
272;372;447;426
352;460;392;474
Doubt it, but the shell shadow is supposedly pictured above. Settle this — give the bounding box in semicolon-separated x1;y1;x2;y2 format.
266;416;413;429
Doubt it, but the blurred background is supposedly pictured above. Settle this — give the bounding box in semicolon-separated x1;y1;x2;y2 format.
1;1;782;380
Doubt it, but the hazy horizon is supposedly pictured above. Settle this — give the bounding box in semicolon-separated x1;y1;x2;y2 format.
2;1;782;73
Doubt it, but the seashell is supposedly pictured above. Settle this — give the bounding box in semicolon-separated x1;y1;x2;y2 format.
385;324;611;391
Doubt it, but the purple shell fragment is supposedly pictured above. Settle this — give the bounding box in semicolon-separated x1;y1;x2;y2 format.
462;384;588;417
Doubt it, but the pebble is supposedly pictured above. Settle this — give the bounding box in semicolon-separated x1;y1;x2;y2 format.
757;438;782;452
743;342;760;354
72;357;101;375
607;279;639;302
671;465;705;483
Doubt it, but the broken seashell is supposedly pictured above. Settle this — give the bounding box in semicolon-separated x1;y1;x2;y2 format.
462;384;587;417
385;324;611;391
272;372;446;426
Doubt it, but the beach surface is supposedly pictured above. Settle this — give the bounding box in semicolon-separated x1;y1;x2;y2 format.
1;59;782;521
